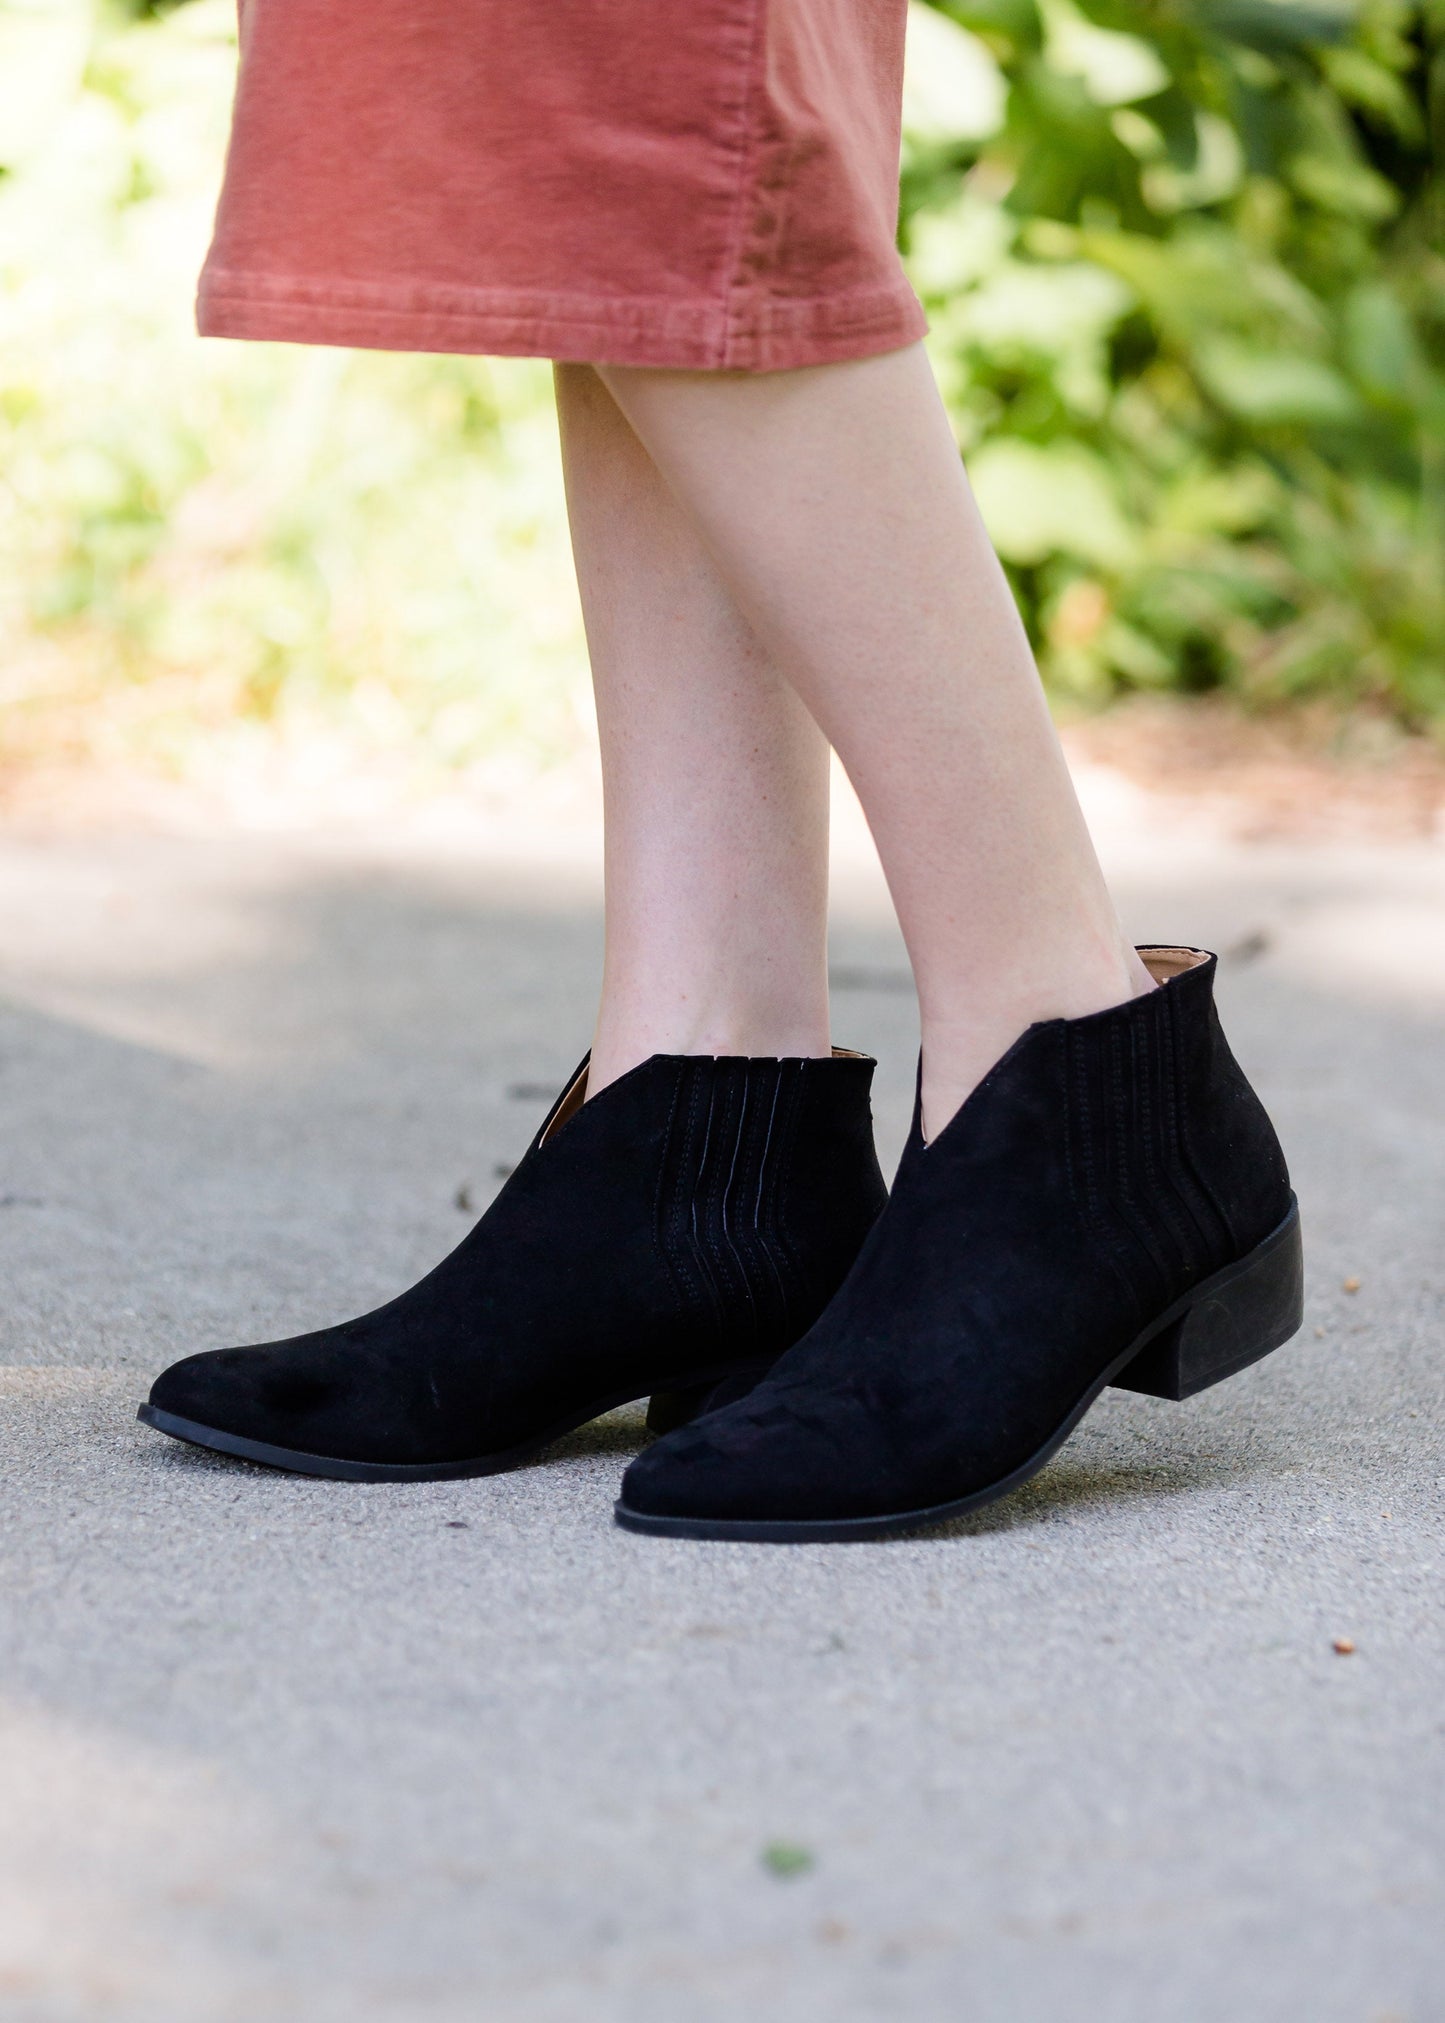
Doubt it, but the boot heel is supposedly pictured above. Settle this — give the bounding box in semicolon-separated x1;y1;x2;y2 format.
646;1363;772;1435
645;1384;713;1435
1113;1198;1303;1401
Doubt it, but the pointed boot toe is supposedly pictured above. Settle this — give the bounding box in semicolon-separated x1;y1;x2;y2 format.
142;1334;431;1478
139;1050;887;1480
617;1424;753;1523
616;948;1303;1542
146;1344;285;1432
619;1397;879;1531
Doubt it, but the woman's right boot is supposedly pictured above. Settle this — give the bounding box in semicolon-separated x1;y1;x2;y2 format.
138;1049;886;1479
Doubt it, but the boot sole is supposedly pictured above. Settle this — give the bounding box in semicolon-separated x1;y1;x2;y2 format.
613;1197;1304;1543
136;1357;774;1482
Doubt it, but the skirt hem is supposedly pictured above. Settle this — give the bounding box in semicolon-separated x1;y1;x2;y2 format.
196;270;927;372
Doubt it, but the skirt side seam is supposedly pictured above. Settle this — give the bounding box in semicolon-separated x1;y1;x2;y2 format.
717;0;769;370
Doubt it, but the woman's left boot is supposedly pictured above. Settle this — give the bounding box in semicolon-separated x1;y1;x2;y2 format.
139;1049;886;1479
616;948;1303;1541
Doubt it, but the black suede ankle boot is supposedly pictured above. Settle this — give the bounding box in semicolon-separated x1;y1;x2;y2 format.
616;949;1302;1541
139;1051;886;1479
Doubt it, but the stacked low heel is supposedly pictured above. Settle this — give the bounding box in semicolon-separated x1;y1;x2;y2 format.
1113;1198;1304;1402
646;1364;770;1435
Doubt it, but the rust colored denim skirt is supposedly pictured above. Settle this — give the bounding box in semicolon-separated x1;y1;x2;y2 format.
197;0;926;371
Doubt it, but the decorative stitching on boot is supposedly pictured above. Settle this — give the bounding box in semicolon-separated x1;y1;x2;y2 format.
751;1061;798;1329
717;1069;762;1347
1109;1012;1177;1311
689;1067;737;1331
1153;986;1212;1282
703;1065;755;1344
1067;1023;1149;1331
1164;986;1237;1268
1132;994;1203;1294
648;1061;693;1331
735;1064;794;1349
657;1064;727;1351
763;1060;812;1333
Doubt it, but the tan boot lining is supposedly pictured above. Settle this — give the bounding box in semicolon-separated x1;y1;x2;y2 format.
539;1061;590;1145
1139;946;1208;984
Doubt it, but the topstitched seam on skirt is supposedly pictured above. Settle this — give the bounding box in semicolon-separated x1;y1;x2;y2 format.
197;274;918;329
196;293;916;329
196;311;927;373
718;0;769;369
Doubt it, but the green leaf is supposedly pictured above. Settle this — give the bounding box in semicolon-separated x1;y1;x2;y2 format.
1287;150;1401;219
1044;3;1170;107
1342;283;1423;398
1318;45;1425;143
938;0;1045;53
967;439;1135;564
1188;0;1357;55
1192;340;1365;423
1135;84;1203;170
1076;226;1326;345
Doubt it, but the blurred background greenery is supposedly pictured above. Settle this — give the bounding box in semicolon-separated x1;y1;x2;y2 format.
1;0;1442;796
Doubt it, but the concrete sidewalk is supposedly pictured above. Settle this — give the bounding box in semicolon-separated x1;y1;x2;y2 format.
0;772;1441;2022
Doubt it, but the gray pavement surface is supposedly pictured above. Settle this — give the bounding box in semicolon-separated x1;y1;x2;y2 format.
0;783;1442;2022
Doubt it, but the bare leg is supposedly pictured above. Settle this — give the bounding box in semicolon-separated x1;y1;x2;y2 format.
596;345;1154;1140
554;363;831;1095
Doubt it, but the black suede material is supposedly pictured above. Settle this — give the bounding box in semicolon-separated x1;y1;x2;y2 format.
146;1052;886;1466
620;951;1295;1526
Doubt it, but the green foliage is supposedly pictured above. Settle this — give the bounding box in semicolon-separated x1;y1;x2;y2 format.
0;0;1441;779
0;0;589;782
903;0;1445;720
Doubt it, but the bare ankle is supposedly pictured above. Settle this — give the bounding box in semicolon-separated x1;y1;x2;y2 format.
919;938;1151;1141
588;1006;832;1098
